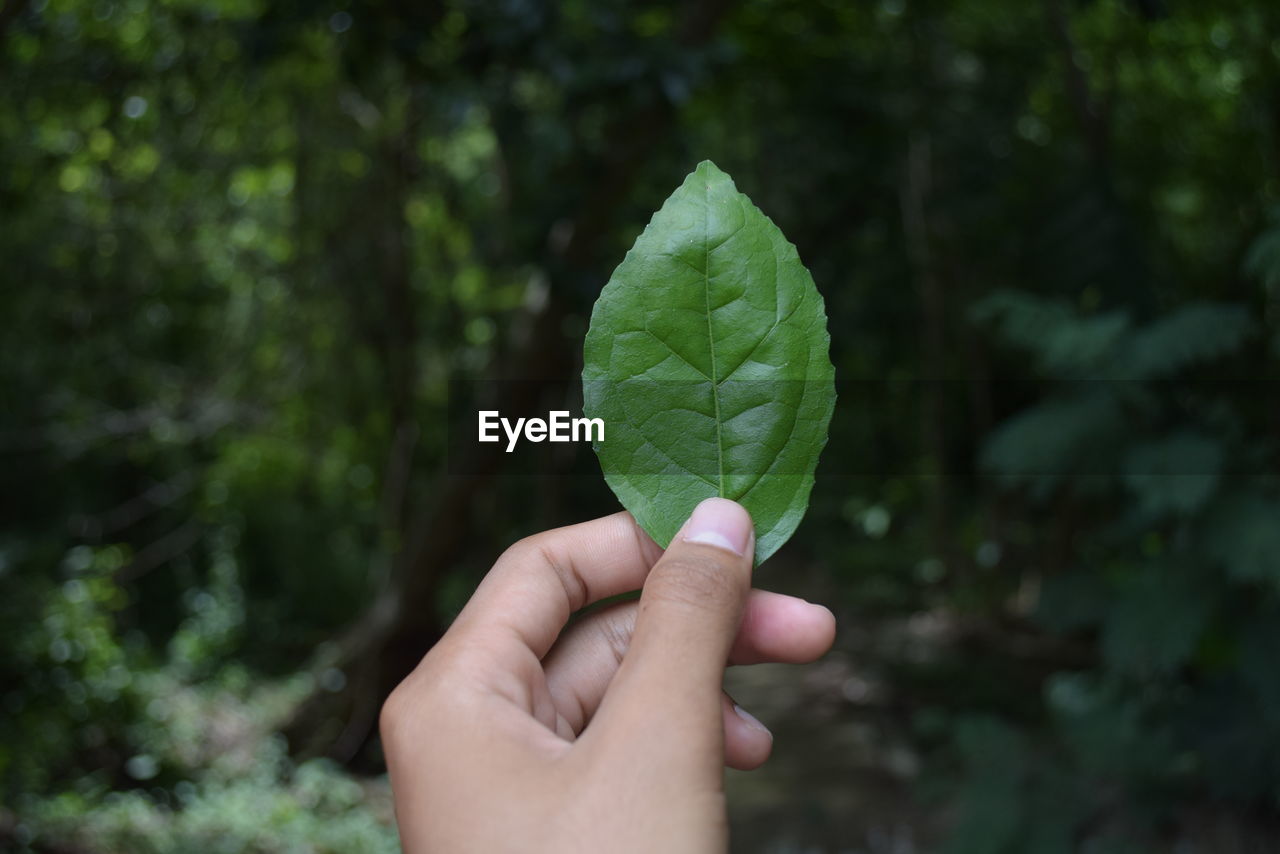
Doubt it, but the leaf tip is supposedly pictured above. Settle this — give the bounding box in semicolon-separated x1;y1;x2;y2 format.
693;159;726;179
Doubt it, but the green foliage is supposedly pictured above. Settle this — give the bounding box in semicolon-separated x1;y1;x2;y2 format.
1121;433;1222;518
19;708;397;854
2;565;141;796
1200;492;1280;588
4;0;1280;850
583;161;835;563
1099;562;1213;677
1123;304;1256;381
968;281;1280;846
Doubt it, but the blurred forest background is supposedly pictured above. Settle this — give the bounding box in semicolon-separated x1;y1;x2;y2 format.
4;0;1280;851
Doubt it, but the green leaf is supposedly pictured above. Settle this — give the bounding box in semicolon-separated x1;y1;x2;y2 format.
1101;563;1212;678
1121;433;1222;518
979;392;1127;496
1200;491;1280;589
1121;302;1254;379
970;291;1130;378
582;161;835;563
1244;205;1280;296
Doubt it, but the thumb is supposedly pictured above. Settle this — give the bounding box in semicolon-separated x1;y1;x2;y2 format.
585;498;754;779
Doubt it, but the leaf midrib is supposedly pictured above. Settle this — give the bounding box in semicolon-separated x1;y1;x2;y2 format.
703;180;725;497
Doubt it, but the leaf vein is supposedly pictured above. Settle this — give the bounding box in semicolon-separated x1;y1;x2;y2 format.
729;344;815;502
639;329;713;382
720;286;808;383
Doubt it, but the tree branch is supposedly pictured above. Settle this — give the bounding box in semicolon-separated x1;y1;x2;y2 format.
1044;0;1111;175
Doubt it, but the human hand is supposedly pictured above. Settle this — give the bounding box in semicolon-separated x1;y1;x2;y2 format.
380;498;836;853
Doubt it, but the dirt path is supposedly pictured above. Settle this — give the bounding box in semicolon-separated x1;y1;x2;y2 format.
722;559;943;853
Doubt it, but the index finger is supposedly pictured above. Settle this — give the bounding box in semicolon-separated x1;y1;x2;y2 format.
449;511;665;659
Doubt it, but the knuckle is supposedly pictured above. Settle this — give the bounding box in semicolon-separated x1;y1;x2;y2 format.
500;534;544;567
596;606;637;667
503;533;588;608
378;650;449;747
379;681;412;745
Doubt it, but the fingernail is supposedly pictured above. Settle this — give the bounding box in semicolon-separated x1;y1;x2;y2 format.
733;704;772;737
682;497;752;556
